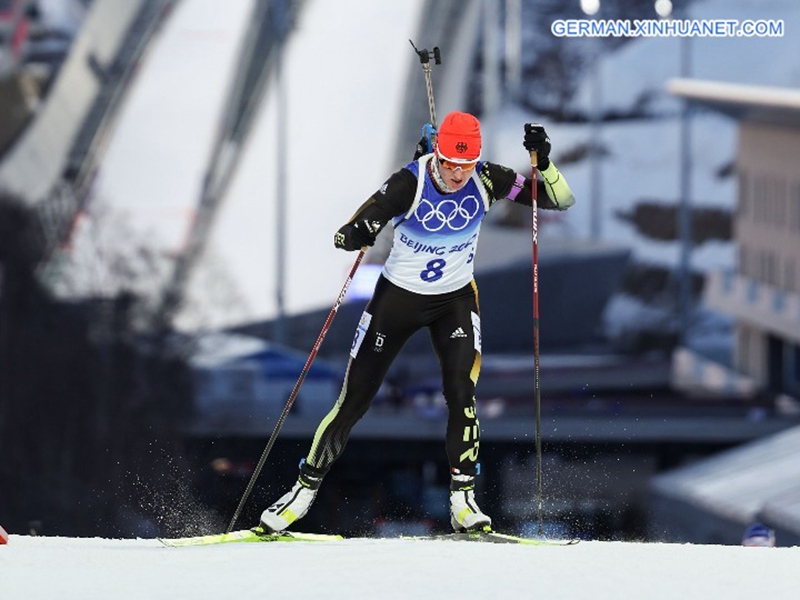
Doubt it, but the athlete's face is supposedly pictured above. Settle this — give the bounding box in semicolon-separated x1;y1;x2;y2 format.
437;160;475;191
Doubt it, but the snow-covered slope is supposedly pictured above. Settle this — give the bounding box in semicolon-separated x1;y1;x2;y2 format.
3;535;798;599
89;0;425;330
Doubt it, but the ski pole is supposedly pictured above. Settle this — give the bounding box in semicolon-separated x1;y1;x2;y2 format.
226;248;367;532
527;138;544;537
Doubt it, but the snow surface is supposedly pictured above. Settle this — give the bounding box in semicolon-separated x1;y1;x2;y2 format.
2;534;799;599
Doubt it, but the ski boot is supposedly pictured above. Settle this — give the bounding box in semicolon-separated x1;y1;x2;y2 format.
449;472;492;532
260;461;324;533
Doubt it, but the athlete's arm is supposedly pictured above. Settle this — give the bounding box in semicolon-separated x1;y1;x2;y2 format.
334;168;417;251
479;161;575;210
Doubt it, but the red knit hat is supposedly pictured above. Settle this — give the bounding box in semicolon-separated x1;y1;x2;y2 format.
436;111;482;162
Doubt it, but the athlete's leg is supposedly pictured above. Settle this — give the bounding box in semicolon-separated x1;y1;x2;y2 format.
261;278;423;531
305;277;424;474
428;281;482;476
428;281;491;531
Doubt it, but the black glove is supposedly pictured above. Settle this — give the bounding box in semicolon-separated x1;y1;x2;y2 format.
334;219;381;251
412;136;428;161
523;123;551;170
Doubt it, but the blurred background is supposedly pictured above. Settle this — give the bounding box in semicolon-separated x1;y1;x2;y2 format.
0;0;799;545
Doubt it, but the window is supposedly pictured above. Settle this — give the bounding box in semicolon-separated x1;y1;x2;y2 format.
764;179;775;225
738;245;748;277
754;175;768;224
791;182;800;233
776;178;787;227
785;259;796;294
738;171;749;218
767;253;778;286
754;251;780;287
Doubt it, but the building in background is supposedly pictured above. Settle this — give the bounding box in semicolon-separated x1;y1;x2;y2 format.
669;79;800;404
649;80;800;546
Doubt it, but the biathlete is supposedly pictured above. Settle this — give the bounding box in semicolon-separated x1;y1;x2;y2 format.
260;111;576;533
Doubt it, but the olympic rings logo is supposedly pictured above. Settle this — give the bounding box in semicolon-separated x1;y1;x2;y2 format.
415;196;481;232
